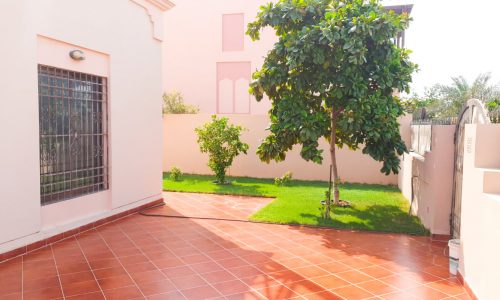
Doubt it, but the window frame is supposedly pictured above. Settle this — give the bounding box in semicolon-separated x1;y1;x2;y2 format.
38;64;109;206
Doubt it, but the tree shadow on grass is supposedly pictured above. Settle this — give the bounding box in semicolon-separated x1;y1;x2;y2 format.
212;183;271;198
297;204;428;236
163;173;272;197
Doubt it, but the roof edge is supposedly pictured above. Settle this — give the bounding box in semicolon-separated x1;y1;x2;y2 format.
145;0;175;11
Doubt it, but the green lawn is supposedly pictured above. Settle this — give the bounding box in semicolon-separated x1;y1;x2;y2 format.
163;173;428;235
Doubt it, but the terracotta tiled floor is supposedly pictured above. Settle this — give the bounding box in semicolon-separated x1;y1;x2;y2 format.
158;192;274;221
0;192;469;300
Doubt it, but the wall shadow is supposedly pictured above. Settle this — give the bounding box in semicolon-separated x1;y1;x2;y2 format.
120;207;342;299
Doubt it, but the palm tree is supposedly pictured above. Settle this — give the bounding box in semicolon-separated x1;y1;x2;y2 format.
422;73;500;118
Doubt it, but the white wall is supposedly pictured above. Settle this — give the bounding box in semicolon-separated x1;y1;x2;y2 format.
0;0;165;251
459;124;500;300
0;3;41;244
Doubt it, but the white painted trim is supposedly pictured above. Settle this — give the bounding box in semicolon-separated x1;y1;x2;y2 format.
130;0;174;41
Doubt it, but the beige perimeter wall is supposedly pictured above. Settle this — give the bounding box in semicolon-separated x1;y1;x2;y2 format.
163;114;412;185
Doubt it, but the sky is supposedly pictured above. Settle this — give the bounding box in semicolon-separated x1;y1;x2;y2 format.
383;0;500;96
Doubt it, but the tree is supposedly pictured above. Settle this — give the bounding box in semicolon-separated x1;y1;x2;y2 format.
163;91;199;114
195;116;249;184
247;0;416;218
415;73;500;118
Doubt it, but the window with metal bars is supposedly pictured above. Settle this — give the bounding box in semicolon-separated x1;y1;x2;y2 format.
38;65;108;205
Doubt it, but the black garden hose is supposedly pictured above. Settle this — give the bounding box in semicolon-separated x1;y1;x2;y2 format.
138;202;426;236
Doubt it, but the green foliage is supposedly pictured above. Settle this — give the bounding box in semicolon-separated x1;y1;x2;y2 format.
169;166;182;181
487;100;499;111
400;93;432;114
195;116;249;184
247;0;417;175
491;113;500;124
415;73;500;118
489;103;500;123
162;91;199;114
274;171;293;186
163;173;428;235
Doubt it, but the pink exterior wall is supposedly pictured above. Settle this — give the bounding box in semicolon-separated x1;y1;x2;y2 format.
399;126;455;235
163;114;401;185
0;0;170;253
162;0;276;115
459;124;500;299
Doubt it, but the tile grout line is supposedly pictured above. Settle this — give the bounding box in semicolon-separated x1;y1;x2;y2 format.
0;200;164;265
194;219;291;298
241;225;368;293
135;215;224;299
204;220;322;298
73;199;459;297
3;193;460;300
94;228;148;299
74;235;108;299
146;213;281;298
180;192;268;223
115;218;205;299
213;221;385;299
201;219;338;299
423;278;466;297
21;253;24;300
304;238;454;297
50;244;67;300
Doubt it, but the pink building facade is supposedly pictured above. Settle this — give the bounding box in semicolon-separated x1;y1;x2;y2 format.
0;0;173;256
162;0;276;115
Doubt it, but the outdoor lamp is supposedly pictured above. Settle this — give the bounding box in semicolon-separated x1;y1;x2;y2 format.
69;50;85;61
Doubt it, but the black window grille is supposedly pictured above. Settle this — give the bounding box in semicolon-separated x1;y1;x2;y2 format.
38;65;108;205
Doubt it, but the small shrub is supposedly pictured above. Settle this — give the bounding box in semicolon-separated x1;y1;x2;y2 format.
169;166;182;181
274;172;293;186
195;116;249;184
162;91;199;114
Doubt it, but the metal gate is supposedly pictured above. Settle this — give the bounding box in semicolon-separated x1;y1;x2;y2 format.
451;99;491;238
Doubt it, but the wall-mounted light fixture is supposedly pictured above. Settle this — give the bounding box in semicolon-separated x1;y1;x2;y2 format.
69;50;85;61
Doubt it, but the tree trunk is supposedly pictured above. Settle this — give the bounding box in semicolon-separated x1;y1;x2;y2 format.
330;110;340;207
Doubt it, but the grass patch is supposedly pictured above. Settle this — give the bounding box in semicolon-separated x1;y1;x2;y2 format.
163;173;428;235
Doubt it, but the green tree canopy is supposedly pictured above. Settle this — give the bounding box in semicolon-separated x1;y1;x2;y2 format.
163;91;199;114
247;0;417;213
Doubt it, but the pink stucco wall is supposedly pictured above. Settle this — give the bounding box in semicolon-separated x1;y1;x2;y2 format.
459;124;500;299
162;0;276;115
163;114;404;185
0;0;169;253
399;126;455;235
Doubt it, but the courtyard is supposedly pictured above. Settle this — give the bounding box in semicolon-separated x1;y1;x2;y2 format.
0;192;468;300
1;1;499;299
